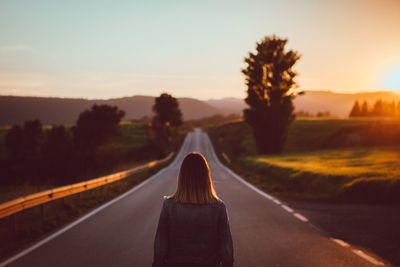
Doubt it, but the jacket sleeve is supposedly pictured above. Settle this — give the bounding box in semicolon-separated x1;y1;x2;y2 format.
152;199;169;267
218;203;234;267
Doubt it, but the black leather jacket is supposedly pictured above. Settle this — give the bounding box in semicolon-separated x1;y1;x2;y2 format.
152;198;234;267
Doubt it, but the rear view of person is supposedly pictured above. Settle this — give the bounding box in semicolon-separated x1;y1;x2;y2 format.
152;152;234;267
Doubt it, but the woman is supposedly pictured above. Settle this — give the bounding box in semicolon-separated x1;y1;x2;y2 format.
152;152;234;267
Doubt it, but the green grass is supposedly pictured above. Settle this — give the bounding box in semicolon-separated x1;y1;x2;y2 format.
119;122;149;151
238;117;400;153
283;118;371;152
252;147;400;178
209;118;400;202
241;146;400;201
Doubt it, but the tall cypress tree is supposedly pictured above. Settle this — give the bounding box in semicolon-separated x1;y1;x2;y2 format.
242;35;301;154
360;101;369;116
349;101;361;117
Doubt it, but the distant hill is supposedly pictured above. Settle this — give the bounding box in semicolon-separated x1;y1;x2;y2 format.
206;90;400;117
2;90;400;126
0;95;224;126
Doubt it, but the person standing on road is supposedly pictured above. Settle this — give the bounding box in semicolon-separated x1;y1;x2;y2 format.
152;152;234;267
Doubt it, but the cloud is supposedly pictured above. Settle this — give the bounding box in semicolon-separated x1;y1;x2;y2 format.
0;45;33;53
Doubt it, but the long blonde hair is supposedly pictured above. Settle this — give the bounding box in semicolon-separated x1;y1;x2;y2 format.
167;152;220;204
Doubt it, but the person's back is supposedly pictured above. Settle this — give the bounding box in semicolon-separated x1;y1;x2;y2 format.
152;152;234;267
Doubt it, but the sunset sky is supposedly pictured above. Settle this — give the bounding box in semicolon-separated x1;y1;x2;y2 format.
0;0;399;100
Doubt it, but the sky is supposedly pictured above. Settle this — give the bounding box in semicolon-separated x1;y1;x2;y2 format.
0;0;400;100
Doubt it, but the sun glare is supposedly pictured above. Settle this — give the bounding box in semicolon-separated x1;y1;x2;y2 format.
381;66;400;91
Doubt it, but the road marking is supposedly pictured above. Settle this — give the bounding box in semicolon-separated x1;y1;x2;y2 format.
331;238;350;248
352;249;384;266
206;134;275;201
206;133;315;226
272;199;281;205
0;134;193;267
0;168;170;267
281;205;294;213
205;133;388;266
222;152;231;164
293;213;309;222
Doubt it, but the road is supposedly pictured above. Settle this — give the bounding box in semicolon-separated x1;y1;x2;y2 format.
1;129;385;266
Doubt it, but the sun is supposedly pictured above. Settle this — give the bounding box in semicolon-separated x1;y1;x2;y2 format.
381;66;400;91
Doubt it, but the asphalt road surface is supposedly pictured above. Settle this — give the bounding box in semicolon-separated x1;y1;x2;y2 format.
1;129;386;267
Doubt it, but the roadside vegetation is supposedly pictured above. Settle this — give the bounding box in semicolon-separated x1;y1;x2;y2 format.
209;118;400;203
0;92;186;260
0;93;186;203
0;122;159;203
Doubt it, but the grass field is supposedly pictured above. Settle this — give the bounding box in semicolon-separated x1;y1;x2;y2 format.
119;122;149;151
210;118;400;202
283;118;371;152
241;146;400;201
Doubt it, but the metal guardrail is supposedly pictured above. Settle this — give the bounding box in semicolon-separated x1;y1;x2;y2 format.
0;152;174;220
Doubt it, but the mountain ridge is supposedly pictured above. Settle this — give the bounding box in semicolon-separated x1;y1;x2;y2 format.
2;90;400;126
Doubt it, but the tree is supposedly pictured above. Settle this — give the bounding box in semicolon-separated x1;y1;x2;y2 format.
371;99;383;116
6;119;43;161
42;125;73;180
349;101;361;117
242;35;301;154
152;93;183;128
5;125;24;160
390;101;396;116
151;93;182;150
74;104;125;154
23;119;43;159
360;101;369;116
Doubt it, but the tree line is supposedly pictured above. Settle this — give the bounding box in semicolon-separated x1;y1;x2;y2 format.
2;93;182;186
349;99;400;117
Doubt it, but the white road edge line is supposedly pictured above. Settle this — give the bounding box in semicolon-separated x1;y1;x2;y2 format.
205;133;386;267
0;135;192;267
352;249;384;266
272;199;281;205
293;213;309;222
281;205;294;213
331;238;350;248
205;134;275;201
206;133;307;221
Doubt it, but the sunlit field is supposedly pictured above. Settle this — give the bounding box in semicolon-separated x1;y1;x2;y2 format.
253;146;400;177
242;146;400;200
210;118;400;202
284;118;371;152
